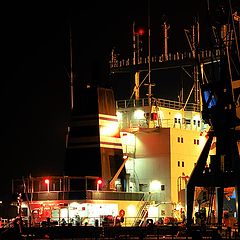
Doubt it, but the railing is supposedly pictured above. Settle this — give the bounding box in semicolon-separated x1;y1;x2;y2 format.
2;223;237;239
116;97;200;112
110;49;222;69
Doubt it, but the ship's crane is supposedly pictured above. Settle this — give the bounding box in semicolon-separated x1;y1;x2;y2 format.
186;1;240;230
109;155;129;191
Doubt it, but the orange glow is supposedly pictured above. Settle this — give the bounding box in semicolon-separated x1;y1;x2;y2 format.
100;123;119;137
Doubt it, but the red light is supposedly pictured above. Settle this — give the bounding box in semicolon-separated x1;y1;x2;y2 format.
138;28;144;35
97;179;102;185
119;209;125;217
44;179;50;184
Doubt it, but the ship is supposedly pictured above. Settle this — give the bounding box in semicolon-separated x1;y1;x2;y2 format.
4;0;240;234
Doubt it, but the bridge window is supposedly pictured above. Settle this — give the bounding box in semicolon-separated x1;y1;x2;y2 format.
194;139;199;145
178;137;184;143
175;118;181;124
198;120;201;127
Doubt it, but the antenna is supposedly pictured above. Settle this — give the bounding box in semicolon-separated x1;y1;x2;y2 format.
69;24;74;110
66;24;74;148
145;0;155;106
147;0;151;105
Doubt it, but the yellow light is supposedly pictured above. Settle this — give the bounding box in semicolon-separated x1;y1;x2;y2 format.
134;110;145;119
116;111;123;121
174;113;182;121
149;180;161;192
127;205;137;217
100;122;119;136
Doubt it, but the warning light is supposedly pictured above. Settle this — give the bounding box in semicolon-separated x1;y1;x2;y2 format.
96;178;103;191
97;179;103;185
44;179;50;184
138;28;145;36
119;209;125;217
44;178;50;192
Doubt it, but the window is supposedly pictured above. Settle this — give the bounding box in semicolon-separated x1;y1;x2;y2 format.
161;185;165;191
194;139;199;145
198;120;200;127
193;119;196;125
178;119;181;124
178;137;183;143
182;161;184;167
175;118;178;123
178;161;180;167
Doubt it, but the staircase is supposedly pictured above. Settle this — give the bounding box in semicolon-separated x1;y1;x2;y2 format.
132;192;152;226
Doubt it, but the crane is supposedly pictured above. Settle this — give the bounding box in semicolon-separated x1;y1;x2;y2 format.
109;155;129;191
186;1;240;230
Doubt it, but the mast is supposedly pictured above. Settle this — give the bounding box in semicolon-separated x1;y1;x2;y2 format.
66;24;74;148
145;0;154;106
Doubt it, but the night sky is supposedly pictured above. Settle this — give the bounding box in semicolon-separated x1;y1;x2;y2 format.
0;0;238;201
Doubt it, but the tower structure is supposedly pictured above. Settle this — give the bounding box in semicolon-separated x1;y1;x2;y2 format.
65;83;126;190
186;2;240;229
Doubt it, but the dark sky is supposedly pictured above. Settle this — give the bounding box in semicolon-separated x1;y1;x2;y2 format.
0;0;238;201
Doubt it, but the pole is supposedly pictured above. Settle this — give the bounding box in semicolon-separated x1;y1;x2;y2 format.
147;0;151;106
133;22;136;65
69;25;74;110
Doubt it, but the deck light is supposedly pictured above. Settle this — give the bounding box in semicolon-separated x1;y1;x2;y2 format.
44;178;50;193
97;179;102;191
